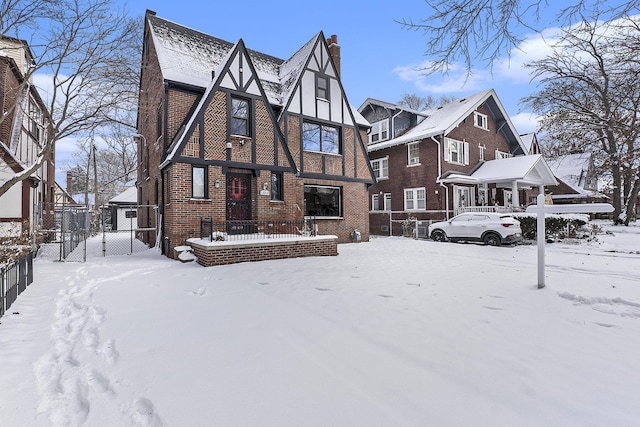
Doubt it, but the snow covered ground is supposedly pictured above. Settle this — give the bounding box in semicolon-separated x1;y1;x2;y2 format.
1;221;639;427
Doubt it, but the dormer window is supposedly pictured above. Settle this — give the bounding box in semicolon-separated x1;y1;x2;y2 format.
370;120;389;144
474;111;489;131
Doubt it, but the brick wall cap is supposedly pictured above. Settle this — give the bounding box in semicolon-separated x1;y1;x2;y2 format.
187;235;338;250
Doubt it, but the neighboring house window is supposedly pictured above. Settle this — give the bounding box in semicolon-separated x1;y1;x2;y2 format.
271;172;283;201
404;187;426;210
302;121;340;154
316;75;329;100
371;157;389;179
372;194;379;210
192;166;207;199
445;138;469;165
495;150;513;159
231;97;250;136
304;185;341;217
474;111;489;130
408;142;420;165
383;193;391;211
370;120;389;143
479;144;486;161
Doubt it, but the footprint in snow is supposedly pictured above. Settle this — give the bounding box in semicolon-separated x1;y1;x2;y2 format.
315;287;331;291
130;397;164;426
186;287;207;296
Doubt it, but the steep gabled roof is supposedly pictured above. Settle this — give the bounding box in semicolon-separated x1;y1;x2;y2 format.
547;152;598;196
368;89;526;155
357;98;428;118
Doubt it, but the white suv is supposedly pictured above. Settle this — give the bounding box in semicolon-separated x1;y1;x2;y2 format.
428;212;523;246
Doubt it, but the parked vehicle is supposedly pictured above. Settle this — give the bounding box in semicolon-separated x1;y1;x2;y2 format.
428;212;523;246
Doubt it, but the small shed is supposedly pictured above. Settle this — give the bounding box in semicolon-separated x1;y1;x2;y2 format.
107;187;137;231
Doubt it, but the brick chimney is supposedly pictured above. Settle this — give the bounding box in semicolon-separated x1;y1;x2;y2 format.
326;35;340;77
66;170;73;194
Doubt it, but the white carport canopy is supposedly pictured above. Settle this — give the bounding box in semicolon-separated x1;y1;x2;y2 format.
439;154;558;207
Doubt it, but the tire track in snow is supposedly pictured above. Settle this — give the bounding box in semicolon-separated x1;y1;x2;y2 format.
33;263;165;426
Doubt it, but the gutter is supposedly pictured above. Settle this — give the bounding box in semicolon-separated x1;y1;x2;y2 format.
432;135;450;219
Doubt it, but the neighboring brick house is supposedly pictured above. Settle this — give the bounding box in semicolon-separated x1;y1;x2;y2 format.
0;36;55;237
360;89;557;236
136;11;374;258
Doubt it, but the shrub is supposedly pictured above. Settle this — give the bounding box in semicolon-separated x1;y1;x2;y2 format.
513;214;589;240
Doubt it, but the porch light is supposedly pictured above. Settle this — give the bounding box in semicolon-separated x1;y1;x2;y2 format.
214;179;221;188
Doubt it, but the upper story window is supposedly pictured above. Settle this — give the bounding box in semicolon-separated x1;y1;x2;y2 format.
474;111;489;131
404;187;426;210
371;157;388;179
370;120;389;144
495;150;513;159
302;121;340;154
444;138;469;165
231;97;250;136
28;101;42;141
316;75;329;100
479;144;486;161
408;142;419;165
372;194;379;211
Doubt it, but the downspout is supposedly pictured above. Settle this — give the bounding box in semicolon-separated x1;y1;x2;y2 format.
432;135;450;219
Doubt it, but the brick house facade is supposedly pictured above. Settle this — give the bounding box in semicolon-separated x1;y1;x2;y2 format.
137;11;374;258
360;90;556;236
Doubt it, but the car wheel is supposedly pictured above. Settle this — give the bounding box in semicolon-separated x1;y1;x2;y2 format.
431;229;447;242
483;233;501;246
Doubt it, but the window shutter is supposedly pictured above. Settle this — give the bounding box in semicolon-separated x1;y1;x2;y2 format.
444;139;450;162
463;142;469;165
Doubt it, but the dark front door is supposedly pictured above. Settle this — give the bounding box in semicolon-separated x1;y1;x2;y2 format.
226;173;252;234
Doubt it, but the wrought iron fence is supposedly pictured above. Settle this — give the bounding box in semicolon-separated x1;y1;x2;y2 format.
200;218;317;242
0;252;34;318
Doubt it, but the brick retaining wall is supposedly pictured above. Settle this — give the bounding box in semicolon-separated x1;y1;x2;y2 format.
187;236;338;267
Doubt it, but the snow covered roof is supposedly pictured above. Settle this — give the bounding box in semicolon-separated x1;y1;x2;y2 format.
520;133;535;153
546;152;602;197
0;140;25;173
440;154;558;187
368;89;526;155
109;186;137;205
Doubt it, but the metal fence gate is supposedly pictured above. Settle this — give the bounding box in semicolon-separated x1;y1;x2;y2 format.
100;204;159;256
38;202;92;262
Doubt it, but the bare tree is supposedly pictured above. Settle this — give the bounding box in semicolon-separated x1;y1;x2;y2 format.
399;0;640;74
397;93;456;111
523;16;640;224
0;0;140;197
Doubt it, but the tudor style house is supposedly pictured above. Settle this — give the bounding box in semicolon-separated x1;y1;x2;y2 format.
0;36;55;238
136;11;374;258
545;152;608;205
360;89;557;236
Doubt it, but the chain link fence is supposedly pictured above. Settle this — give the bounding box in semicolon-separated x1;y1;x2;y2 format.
100;204;159;256
37;202;93;262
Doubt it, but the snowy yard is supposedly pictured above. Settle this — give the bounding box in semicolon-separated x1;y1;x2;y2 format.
1;221;639;426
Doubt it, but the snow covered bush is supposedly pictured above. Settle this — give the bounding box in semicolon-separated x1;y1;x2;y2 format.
514;214;589;240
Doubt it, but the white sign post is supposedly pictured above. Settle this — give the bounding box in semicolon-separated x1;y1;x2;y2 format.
526;194;614;289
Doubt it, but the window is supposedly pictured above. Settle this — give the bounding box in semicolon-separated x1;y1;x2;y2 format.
370;120;389;143
371;157;388;179
302;121;340;154
479;144;486;161
271;172;283;201
383;193;391;211
304;185;341;217
408;142;419;165
231;97;250;136
404;187;426;210
495;150;513;159
316;75;329;100
445;138;469;165
474;111;489;130
192;166;207;199
372;194;379;211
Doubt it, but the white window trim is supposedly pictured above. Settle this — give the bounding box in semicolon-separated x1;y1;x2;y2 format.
407;142;420;166
383;193;391;211
444;137;469;165
372;194;380;211
369;120;389;144
479;144;486;161
371;156;389;179
404;187;426;211
474;111;489;131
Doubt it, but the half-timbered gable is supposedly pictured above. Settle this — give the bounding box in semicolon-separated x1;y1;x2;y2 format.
137;11;374;260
